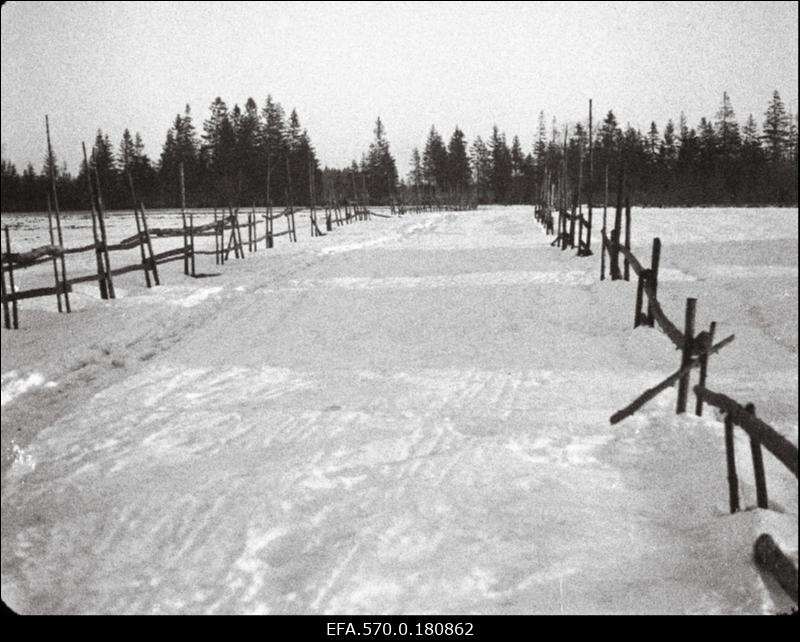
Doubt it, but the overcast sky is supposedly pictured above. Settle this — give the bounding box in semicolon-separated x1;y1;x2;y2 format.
2;1;798;176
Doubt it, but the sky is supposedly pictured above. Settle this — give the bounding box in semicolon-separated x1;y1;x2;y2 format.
1;1;798;176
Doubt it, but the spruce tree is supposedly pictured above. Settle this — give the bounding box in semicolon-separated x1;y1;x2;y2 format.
422;126;448;193
261;95;287;204
715;92;741;158
469;136;491;203
763;90;790;161
447;126;470;194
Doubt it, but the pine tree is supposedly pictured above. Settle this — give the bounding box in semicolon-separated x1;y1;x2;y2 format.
788;112;798;163
763;90;790;161
489;125;512;203
422;126;448;192
261;95;287;204
366;117;398;201
90;129;118;206
661;119;677;166
469;136;491;202
447;126;470;194
715;92;741;158
534;110;547;166
408;147;423;193
646;122;660;163
235;97;262;203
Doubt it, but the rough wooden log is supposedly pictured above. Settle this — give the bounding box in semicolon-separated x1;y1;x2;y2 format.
754;533;798;603
694;386;798;478
609;333;735;425
724;413;740;513
676;298;697;414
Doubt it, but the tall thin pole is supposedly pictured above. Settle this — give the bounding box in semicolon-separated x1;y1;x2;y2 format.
124;147;152;288
180;162;189;275
82;142;109;300
45;115;70;312
587;99;593;253
91;148;115;299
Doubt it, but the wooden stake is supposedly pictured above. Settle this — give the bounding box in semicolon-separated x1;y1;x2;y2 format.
132;203;152;288
601;165;608;280
610;168;623;279
746;403;768;509
213;208;220;263
138;203;160;285
753;534;798;603
587;99;593;253
82;142;109;299
0;236;11;329
724;413;740;513
45;116;69;312
676;298;696;414
624;197;631;281
91;151;115;299
695;321;716;416
124;146;152;288
634;268;646;328
180;162;189;275
189;211;196;276
46;194;64;311
3;226;18;329
647;238;661;327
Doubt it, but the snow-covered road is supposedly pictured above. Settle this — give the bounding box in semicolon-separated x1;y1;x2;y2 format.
1;206;797;614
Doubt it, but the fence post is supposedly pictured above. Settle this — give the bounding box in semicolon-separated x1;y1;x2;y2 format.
694;321;716;416
2;226;19;329
0;255;11;330
213;209;220;264
724;412;740;513
634;269;647;328
676;297;696;414
92;157;116;300
624;197;631;281
180;162;189;275
646;238;661;327
753;533;798;603
189;211;196;276
139;203;160;286
46;195;64;311
132;206;152;288
746;403;769;509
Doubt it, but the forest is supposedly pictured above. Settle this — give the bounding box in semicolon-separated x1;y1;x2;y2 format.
1;90;797;212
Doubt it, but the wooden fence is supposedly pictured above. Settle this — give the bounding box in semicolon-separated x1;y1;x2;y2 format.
534;171;797;604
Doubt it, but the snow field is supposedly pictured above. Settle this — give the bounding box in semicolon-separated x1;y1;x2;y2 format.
1;205;797;614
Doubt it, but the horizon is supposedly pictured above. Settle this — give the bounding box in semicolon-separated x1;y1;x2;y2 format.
2;1;798;176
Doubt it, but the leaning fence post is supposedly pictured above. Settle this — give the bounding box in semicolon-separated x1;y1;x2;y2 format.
634;268;648;328
676;297;696;414
746;402;769;509
753;533;798;603
695;321;716;416
132;206;152;288
189;211;196;276
46;194;64;311
2;226;18;329
91;154;116;299
0;256;11;330
180;162;189;275
724;412;740;513
647;238;661;327
623;197;631;281
139;203;160;286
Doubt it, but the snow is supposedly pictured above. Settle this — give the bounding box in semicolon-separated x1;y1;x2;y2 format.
1;205;797;614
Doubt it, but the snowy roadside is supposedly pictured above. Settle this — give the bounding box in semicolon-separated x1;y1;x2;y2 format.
1;206;797;614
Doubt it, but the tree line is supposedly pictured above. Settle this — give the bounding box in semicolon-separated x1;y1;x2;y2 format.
1;90;797;212
403;90;797;206
1;94;320;212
